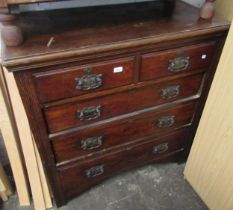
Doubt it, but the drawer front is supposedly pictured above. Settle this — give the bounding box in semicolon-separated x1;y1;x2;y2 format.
140;42;216;81
45;73;203;133
52;102;196;164
33;57;135;103
58;129;188;199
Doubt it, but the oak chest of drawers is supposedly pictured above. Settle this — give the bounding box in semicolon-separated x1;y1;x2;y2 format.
1;1;229;206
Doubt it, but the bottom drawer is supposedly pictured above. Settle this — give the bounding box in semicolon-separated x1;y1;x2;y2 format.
58;129;189;200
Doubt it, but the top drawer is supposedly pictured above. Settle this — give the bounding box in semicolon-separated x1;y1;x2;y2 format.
33;57;135;103
140;42;216;81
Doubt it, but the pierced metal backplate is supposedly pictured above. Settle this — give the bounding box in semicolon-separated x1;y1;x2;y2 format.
168;56;190;72
81;136;103;150
156;116;176;128
160;85;180;99
77;105;101;121
75;73;103;90
85;165;104;178
153;143;169;154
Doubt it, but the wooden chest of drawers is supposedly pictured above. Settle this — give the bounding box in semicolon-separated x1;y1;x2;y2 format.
1;1;229;207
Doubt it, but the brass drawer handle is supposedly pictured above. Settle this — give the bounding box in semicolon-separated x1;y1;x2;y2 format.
156;116;175;128
160;85;180;99
75;73;103;91
168;56;190;72
77;105;101;121
85;165;104;178
81;136;103;150
153;143;169;154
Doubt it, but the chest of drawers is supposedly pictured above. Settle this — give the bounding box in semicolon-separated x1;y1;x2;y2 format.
1;1;229;207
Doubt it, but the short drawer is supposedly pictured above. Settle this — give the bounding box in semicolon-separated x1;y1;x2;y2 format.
140;42;216;81
58;128;188;199
45;73;203;133
33;57;135;103
51;101;196;164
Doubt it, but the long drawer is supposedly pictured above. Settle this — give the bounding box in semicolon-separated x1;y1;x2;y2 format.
58;128;189;200
51;101;196;164
45;73;203;133
140;42;216;81
33;57;135;103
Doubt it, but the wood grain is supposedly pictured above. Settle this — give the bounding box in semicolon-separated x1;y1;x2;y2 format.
0;68;30;206
59;128;188;200
52;101;197;164
3;69;47;210
33;57;135;103
1;1;229;69
184;14;233;210
2;1;228;206
140;41;216;81
45;74;203;133
6;0;49;5
33;138;52;209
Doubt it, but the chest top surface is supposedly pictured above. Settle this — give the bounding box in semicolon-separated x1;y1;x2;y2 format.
1;0;229;69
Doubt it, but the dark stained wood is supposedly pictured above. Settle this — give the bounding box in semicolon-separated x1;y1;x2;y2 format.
140;41;216;81
181;37;227;160
34;57;135;103
58;128;189;200
1;1;229;69
42;68;206;108
45;74;203;133
51;101;197;164
2;0;229;207
13;70;66;206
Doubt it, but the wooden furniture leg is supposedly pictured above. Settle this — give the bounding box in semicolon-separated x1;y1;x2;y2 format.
200;0;215;19
0;9;23;47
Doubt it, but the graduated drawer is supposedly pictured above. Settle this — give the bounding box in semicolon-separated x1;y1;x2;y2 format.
45;73;203;133
140;42;216;81
51;101;196;164
33;57;135;103
58;128;188;199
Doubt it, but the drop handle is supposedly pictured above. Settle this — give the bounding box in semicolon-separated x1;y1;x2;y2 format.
77;105;101;121
75;67;103;91
156;116;176;128
85;165;104;178
160;85;180;99
153;143;169;154
81;136;103;150
168;56;190;72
